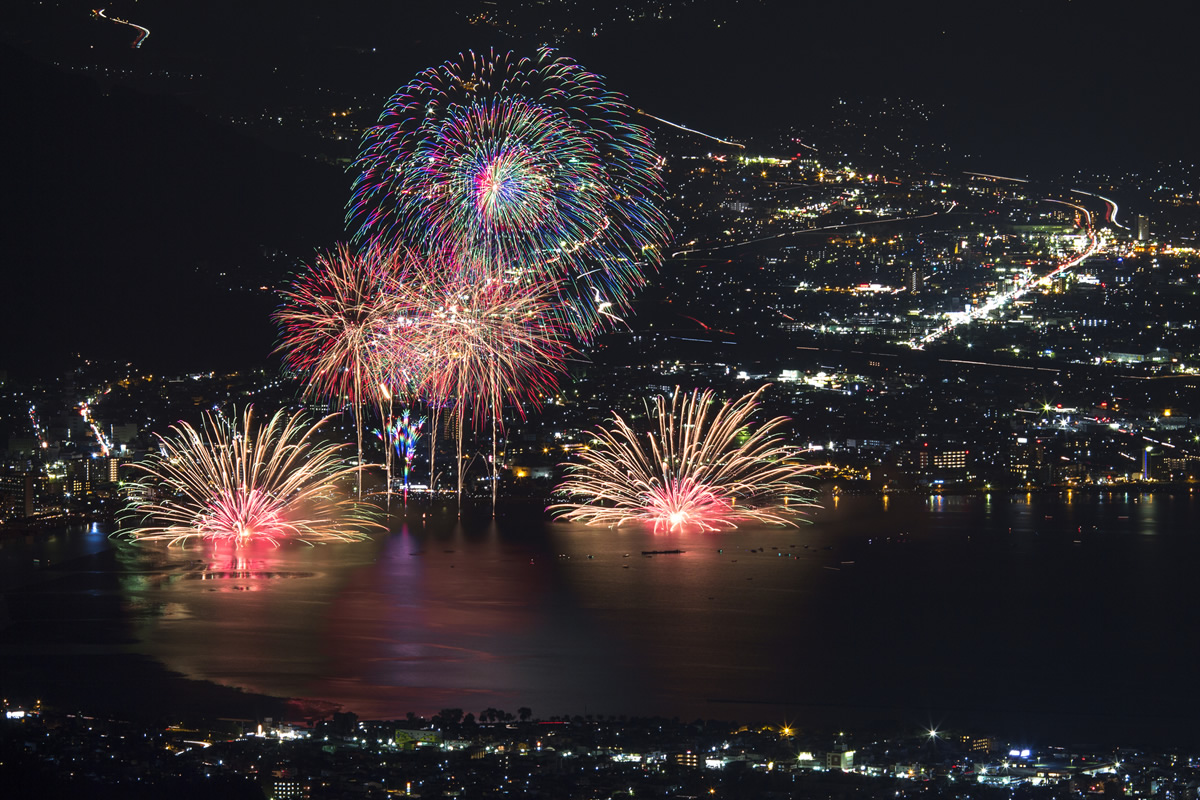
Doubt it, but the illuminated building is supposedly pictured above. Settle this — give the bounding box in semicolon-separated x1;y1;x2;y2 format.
957;733;995;754
269;768;309;799
0;470;35;519
827;748;855;771
907;269;924;293
933;450;967;470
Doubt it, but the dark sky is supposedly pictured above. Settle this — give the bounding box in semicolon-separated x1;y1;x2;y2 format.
7;0;1196;167
1;0;1195;377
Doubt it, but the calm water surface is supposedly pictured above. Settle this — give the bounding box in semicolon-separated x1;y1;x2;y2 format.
2;492;1199;744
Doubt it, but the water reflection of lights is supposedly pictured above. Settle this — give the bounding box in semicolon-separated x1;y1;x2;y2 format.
196;553;316;586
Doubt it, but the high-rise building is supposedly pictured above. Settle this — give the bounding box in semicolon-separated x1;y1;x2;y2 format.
906;269;924;293
1137;214;1149;241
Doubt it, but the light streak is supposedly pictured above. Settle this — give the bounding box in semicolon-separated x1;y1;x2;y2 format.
79;401;112;456
1043;198;1092;229
963;171;1029;183
905;199;1101;349
592;287;624;325
635;109;745;149
93;8;150;49
1072;189;1127;230
941;359;1059;373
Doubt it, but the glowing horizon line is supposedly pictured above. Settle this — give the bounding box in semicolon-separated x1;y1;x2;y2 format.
671;201;957;257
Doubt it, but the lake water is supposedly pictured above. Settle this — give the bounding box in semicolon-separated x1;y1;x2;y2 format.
3;491;1199;746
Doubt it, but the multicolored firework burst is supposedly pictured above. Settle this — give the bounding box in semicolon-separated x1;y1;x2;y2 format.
349;47;670;340
550;386;820;532
396;410;425;491
376;410;426;501
119;407;379;547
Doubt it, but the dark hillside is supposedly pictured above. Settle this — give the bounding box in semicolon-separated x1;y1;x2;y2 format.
1;44;349;377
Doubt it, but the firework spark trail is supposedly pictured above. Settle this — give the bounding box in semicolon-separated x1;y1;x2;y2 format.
550;386;820;531
274;243;405;406
376;256;573;506
119;408;379;547
390;256;574;427
398;410;425;501
349;47;670;341
275;243;413;495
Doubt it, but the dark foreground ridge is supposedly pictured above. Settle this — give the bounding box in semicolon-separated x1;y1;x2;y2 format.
3;699;1196;800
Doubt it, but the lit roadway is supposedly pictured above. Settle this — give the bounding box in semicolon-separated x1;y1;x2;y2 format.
93;8;150;48
905;198;1103;349
79;401;113;456
1072;188;1127;230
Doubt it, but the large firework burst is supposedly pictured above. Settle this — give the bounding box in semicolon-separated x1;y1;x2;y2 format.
387;257;574;504
274;242;400;406
550;386;820;532
409;263;573;426
119;407;379;547
349;47;670;340
274;242;406;493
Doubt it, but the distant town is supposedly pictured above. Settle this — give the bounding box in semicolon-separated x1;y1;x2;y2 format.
4;697;1198;799
4;116;1200;526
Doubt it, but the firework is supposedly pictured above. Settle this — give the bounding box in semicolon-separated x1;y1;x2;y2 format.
550;386;820;531
397;410;425;494
376;410;426;501
411;265;572;426
416;264;572;505
273;242;402;407
274;242;407;494
370;254;572;504
349;48;670;339
119;407;379;547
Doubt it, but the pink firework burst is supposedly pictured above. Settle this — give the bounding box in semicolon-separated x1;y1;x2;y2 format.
396;256;574;506
550;386;821;532
274;242;409;494
273;242;401;407
411;262;573;425
120;407;380;547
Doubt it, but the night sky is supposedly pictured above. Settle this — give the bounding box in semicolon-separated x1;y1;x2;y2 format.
2;0;1195;375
